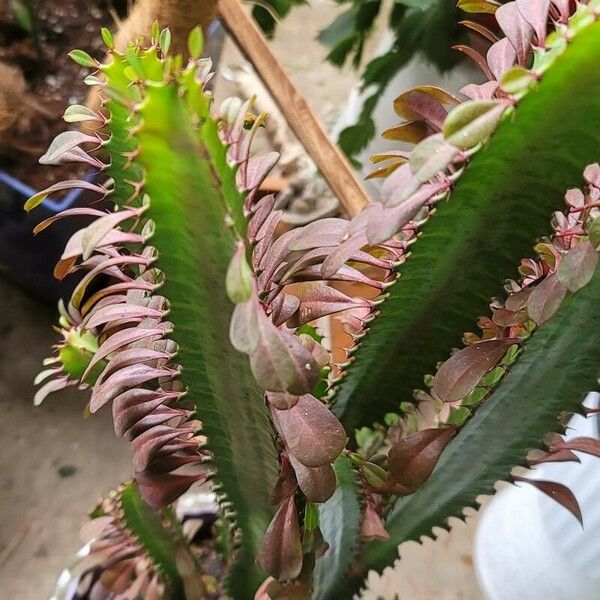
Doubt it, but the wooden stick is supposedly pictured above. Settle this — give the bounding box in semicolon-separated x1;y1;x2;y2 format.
217;0;371;217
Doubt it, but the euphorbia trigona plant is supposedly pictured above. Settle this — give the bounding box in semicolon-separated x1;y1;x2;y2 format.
27;2;600;598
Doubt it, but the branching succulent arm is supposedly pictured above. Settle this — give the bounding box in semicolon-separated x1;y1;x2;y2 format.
28;2;600;599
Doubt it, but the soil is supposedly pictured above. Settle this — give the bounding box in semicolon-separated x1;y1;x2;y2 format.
0;0;127;191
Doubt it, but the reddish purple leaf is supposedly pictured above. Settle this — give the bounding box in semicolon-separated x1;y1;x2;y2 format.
495;2;534;64
514;476;582;525
360;503;390;541
256;496;303;581
388;427;456;492
504;286;533;311
550;437;600;458
230;300;260;354
432;339;515;403
557;240;599;293
267;391;299;410
90;364;174;413
286;282;371;327
288;455;336;503
486;38;517;80
516;0;551;45
527;272;568;324
270;394;346;467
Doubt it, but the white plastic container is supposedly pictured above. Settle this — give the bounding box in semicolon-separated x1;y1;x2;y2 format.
475;394;600;600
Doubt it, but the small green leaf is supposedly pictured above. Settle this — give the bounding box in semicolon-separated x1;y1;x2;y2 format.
587;217;600;248
100;27;114;49
63;104;101;123
500;66;536;95
226;242;254;303
444;100;507;150
457;0;498;14
68;49;96;68
187;26;204;59
446;406;471;426
151;20;160;43
83;75;103;86
159;28;172;55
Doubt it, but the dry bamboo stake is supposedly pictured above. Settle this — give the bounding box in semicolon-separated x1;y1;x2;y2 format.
218;0;371;217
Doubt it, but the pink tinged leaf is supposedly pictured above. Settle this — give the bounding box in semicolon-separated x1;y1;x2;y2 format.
267;391;300;410
279;331;321;394
269;455;299;504
81;279;155;316
513;476;582;526
550;437;600;458
81;209;141;261
492;306;527;327
230;299;260;354
367;184;445;245
288;455;336;503
382;120;435;145
360;504;390;541
409;134;459;182
321;231;368;279
292;263;385;290
25;180;108;212
33;207;107;234
459;19;499;43
34;376;70;406
287;218;348;252
393;87;457;130
527;272;568;324
551;0;570;22
113;389;179;437
528;448;579;465
237;151;280;191
495;2;534;64
256;496;303;581
487;38;518;80
504;286;533;311
287;282;371;327
136;471;206;509
380;163;418;207
97;348;171;384
83;327;165;379
39;131;99;165
460;81;499;101
41;145;105;168
388;427;457;492
132;425;194;472
565;188;585;209
583;163;600;189
226;241;255;304
298;335;330;369
557;240;599;293
270;293;300;327
250;313;297;392
453;45;494;80
270;394;346;467
89;364;174;413
432;339;515;402
248;194;275;242
71;255;147;309
516;0;551;45
83;302;164;330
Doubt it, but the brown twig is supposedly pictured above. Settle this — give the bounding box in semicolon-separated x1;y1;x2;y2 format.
218;0;371;217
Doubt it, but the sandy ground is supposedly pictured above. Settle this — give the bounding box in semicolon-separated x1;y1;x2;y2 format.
0;2;484;598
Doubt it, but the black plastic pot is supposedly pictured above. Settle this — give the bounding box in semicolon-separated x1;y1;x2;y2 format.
0;169;96;303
